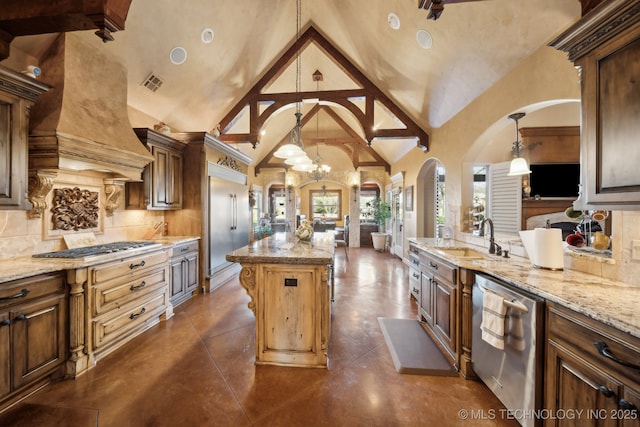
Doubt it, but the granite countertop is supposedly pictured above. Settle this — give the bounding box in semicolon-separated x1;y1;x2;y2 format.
226;232;335;265
0;236;199;284
409;237;640;340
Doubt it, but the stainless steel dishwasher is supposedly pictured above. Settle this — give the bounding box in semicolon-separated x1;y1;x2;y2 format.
472;273;545;427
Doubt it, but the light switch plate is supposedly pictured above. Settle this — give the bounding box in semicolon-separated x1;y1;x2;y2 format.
632;240;640;261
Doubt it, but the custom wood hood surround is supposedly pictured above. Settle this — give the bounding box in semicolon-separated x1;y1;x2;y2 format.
27;32;153;182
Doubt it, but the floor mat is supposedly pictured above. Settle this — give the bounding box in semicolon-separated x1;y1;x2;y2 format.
378;317;458;376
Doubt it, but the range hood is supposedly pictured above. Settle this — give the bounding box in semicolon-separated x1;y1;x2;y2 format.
28;32;153;181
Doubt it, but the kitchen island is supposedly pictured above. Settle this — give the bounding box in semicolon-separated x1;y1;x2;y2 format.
226;232;334;368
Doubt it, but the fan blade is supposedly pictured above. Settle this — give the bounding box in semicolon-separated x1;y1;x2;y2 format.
444;0;486;4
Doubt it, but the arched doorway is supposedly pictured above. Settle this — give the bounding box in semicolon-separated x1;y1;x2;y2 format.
417;158;445;238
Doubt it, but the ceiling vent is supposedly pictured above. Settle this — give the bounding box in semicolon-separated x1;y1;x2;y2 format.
141;72;164;92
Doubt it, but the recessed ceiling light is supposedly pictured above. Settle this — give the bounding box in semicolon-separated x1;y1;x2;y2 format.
169;46;187;65
201;28;214;44
388;13;400;30
416;30;433;49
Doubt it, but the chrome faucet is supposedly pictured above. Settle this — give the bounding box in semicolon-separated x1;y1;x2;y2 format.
482;218;497;254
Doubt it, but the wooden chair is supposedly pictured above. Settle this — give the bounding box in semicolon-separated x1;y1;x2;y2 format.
334;215;349;260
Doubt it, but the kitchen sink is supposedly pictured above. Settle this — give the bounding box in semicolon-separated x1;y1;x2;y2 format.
435;247;486;259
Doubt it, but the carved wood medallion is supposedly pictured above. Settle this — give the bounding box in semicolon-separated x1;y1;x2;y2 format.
51;187;99;230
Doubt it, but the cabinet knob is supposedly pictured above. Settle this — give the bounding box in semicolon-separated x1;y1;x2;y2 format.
0;319;10;327
429;261;438;270
619;399;637;411
598;386;614;398
14;314;26;321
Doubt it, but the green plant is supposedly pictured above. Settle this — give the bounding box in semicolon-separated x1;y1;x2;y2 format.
365;198;392;227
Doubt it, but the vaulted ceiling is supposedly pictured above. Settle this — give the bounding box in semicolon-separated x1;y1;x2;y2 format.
6;0;581;171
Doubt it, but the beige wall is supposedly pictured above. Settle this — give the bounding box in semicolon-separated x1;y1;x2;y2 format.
392;44;640;286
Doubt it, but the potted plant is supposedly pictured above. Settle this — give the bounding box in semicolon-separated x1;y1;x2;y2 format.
365;198;392;251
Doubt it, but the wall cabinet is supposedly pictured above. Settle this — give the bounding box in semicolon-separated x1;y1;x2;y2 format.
0;66;49;210
0;272;67;411
545;302;640;426
551;1;640;210
169;240;199;307
126;128;184;210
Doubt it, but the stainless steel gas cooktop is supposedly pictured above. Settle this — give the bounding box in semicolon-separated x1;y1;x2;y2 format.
32;241;158;259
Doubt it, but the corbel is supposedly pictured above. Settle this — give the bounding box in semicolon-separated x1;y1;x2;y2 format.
104;179;125;217
27;169;57;219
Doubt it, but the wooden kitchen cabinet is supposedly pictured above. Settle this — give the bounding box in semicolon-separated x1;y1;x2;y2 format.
126;128;184;210
62;247;172;376
0;272;67;412
551;1;640;210
419;250;458;366
545;302;640;426
0;66;49;210
169;240;200;307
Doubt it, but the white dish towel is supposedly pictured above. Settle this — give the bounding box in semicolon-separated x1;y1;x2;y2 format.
481;290;507;350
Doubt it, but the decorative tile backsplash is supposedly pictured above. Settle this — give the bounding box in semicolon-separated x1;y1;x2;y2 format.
51;187;99;231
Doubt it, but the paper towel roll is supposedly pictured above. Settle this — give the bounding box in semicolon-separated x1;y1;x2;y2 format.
533;228;564;270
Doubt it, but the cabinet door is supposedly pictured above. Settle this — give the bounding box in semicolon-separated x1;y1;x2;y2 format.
151;145;170;208
433;277;456;355
545;342;621;427
168;150;182;209
0;312;10;398
420;273;433;324
185;253;199;293
578;24;640;209
620;387;640;427
11;293;66;389
169;257;185;300
0;96;28;209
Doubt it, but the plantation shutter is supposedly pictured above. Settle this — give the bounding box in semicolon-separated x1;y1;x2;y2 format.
487;161;522;234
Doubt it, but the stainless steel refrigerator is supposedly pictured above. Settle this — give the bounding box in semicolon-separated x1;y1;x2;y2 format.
208;163;249;288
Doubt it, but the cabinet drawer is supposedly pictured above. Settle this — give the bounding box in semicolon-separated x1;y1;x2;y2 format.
172;241;198;257
420;253;456;283
0;273;65;310
91;266;168;316
409;267;421;301
547;303;640;386
92;290;167;350
91;250;168;284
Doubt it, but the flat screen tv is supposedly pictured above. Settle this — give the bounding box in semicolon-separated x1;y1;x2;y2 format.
529;163;580;198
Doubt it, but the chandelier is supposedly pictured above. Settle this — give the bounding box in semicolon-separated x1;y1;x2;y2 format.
307;149;331;181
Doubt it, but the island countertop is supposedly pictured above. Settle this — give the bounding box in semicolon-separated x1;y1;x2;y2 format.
226;232;335;265
408;237;640;340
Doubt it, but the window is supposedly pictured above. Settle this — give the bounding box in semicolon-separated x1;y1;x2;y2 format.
310;189;342;220
359;185;380;222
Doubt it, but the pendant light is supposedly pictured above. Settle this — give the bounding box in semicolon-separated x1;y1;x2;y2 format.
274;0;306;160
507;112;531;176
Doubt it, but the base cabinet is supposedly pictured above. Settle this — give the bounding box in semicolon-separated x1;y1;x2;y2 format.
545;302;640;426
418;250;458;366
0;273;67;411
169;240;199;307
238;262;331;368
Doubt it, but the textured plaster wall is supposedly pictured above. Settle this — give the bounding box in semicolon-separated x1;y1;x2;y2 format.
393;44;640;285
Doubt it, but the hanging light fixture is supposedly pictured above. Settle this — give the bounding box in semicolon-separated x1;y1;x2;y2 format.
307;101;331;181
507;112;531;176
274;0;306;161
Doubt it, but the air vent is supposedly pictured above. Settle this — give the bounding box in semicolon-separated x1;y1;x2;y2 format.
169;46;187;65
141;73;164;92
